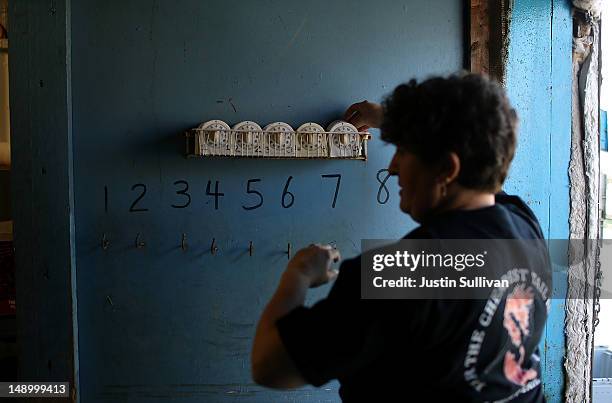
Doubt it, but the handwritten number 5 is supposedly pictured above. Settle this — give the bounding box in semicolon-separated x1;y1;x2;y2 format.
243;179;264;210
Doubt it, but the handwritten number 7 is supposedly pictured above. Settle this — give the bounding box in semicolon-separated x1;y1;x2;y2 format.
321;174;341;208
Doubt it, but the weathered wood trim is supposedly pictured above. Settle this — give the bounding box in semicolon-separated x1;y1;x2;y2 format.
565;5;601;402
470;0;512;83
8;0;78;401
470;0;490;74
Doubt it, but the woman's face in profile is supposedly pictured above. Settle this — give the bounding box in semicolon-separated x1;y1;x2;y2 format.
388;147;440;222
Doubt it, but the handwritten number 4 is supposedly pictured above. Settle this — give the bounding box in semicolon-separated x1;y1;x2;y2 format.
206;180;224;210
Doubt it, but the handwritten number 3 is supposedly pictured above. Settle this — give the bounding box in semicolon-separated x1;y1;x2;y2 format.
172;180;191;208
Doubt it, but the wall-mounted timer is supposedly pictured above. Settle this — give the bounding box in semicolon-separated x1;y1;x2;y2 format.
186;119;371;160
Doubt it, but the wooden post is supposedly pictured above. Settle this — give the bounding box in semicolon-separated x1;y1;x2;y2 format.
9;0;78;401
470;0;490;75
470;0;512;83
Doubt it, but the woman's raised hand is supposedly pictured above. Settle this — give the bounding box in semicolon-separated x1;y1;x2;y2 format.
286;244;341;288
343;100;384;132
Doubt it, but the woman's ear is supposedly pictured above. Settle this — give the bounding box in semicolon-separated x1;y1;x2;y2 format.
438;152;461;183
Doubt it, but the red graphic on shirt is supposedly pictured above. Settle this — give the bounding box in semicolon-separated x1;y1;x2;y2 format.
503;285;538;385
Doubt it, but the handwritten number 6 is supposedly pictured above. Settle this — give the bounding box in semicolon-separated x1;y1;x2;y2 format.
282;176;295;208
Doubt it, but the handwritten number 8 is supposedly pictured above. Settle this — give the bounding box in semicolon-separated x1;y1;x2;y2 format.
376;169;391;204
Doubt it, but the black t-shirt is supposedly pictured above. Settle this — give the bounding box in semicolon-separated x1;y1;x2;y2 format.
277;193;550;402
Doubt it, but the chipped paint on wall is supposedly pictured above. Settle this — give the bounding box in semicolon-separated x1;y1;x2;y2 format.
565;5;601;403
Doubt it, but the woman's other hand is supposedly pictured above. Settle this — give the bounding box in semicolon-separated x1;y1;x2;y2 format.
343;100;384;132
286;244;341;288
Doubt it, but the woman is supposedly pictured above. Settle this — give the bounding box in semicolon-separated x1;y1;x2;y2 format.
251;73;549;402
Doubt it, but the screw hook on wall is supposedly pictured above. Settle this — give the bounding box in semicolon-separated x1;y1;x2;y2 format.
181;233;188;251
135;233;146;249
211;238;218;255
101;233;110;251
249;241;254;256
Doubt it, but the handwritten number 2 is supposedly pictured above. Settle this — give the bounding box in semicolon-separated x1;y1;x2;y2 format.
129;184;148;212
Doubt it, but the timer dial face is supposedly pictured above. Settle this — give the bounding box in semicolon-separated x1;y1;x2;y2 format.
196;120;230;154
233;121;263;155
327;121;360;157
264;122;295;154
296;123;327;156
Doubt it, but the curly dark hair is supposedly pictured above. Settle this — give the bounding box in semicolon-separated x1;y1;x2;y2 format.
381;73;518;192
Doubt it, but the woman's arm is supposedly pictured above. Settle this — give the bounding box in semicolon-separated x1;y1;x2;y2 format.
251;270;309;388
251;244;341;388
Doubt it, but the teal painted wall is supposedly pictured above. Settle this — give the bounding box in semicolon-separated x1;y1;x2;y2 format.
6;0;571;401
503;0;571;401
70;1;464;401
